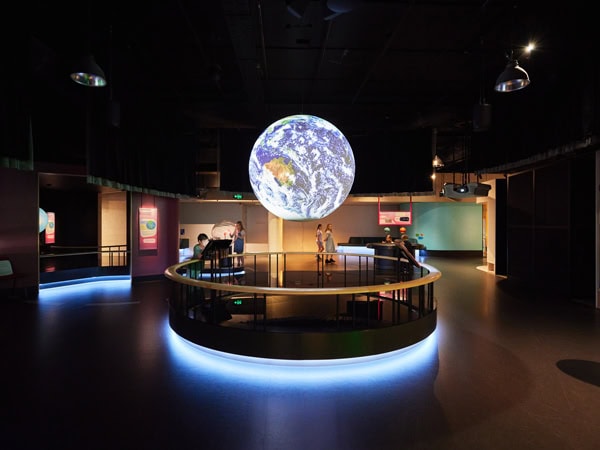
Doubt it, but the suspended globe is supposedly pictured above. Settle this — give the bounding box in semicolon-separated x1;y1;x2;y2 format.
39;208;48;233
249;114;355;221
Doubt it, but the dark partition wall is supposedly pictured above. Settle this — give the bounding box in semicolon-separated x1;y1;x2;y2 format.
0;167;39;296
506;156;595;304
569;153;596;304
507;171;535;285
533;163;570;298
494;178;507;277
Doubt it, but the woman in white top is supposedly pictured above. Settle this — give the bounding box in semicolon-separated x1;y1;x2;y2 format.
315;223;324;260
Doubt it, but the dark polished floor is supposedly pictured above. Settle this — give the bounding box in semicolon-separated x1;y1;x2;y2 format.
2;256;599;450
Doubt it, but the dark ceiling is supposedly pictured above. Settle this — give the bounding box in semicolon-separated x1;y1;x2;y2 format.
24;0;599;183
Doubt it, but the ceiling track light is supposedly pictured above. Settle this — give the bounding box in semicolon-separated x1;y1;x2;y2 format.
474;39;492;131
431;127;444;169
70;54;107;87
494;58;530;93
70;3;107;88
495;4;531;93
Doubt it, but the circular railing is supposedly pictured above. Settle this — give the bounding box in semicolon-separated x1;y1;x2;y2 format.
164;251;441;360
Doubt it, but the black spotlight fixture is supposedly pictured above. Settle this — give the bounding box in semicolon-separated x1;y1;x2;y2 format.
70;3;107;88
494;57;530;92
70;54;107;87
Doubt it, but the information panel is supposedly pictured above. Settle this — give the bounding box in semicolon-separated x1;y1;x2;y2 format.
139;207;158;250
378;197;413;226
378;210;412;226
45;212;55;244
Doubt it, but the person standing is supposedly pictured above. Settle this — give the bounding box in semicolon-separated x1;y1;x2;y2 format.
324;223;336;264
230;220;246;267
315;223;324;260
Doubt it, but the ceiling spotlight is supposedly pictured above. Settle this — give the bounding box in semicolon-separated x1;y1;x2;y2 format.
432;155;444;168
70;54;107;87
494;58;529;92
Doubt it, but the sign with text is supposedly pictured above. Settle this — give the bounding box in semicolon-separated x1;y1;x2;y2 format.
378;196;413;226
139;207;158;250
378;210;412;226
45;212;55;244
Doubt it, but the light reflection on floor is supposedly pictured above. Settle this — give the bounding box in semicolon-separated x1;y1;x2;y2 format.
166;318;438;388
37;277;133;305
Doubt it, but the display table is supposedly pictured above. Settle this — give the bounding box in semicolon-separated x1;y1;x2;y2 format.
367;243;398;270
336;245;375;255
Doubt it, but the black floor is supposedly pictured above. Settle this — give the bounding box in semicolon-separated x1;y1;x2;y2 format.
2;256;599;450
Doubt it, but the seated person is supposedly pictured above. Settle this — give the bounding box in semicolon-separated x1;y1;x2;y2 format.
192;233;209;259
394;238;420;269
400;234;416;257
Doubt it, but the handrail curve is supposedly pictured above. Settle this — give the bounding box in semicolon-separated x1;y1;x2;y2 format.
164;251;441;295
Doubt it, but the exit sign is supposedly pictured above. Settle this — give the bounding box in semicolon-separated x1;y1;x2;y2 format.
233;194;243;200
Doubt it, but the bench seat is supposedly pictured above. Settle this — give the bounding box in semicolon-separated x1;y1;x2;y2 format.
0;258;23;298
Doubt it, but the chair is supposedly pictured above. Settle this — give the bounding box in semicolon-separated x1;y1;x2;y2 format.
0;258;22;298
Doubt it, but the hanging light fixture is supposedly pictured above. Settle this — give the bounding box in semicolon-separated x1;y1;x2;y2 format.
70;54;107;87
473;38;492;131
431;128;444;169
494;4;531;93
70;3;107;87
495;3;530;93
494;56;530;92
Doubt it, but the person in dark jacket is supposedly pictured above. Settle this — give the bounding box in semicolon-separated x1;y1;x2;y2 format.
400;234;416;258
394;237;420;276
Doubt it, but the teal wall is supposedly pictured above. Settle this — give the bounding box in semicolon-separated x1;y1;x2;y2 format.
410;202;483;251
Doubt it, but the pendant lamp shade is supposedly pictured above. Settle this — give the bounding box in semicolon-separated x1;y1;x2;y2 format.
432;155;444;168
494;59;529;92
70;54;107;87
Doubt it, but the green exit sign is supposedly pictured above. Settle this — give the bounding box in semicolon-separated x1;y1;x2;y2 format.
233;194;243;200
233;299;243;305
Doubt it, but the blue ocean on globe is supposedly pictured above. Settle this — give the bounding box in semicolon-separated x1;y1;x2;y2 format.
249;114;355;221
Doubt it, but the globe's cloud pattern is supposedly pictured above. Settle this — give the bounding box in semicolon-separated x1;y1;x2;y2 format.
249;115;355;221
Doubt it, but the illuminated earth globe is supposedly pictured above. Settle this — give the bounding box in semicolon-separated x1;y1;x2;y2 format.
249;114;355;221
39;208;48;233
